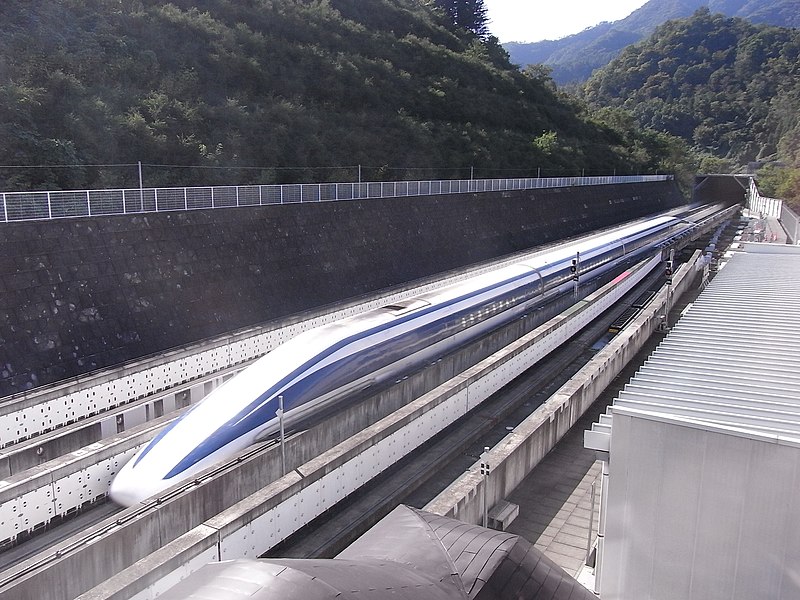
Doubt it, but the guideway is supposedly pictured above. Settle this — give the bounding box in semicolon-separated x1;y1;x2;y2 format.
68;252;660;600
424;248;704;523
0;205;734;599
1;242;570;554
1;248;656;600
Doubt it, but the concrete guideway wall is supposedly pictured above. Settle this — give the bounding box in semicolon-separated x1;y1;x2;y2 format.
423;251;706;525
0;408;184;548
0;181;684;397
2;249;658;600
0;368;233;479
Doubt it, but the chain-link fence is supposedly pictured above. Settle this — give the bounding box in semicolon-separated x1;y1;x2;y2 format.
1;175;670;223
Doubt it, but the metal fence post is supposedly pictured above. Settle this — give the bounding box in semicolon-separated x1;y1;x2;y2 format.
480;446;490;528
86;190;91;216
47;192;53;219
586;480;596;564
278;395;286;476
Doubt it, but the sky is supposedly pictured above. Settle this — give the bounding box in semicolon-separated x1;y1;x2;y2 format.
484;0;650;43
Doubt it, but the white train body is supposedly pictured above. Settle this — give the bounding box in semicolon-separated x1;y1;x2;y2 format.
110;216;677;506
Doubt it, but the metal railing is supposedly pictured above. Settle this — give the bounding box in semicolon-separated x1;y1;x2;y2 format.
747;176;799;244
0;175;671;223
747;177;782;218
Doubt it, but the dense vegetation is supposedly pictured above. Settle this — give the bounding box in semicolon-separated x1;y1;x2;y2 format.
505;0;800;85
584;8;800;208
0;0;678;192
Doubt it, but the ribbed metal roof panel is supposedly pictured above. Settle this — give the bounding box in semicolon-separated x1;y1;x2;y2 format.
589;247;800;447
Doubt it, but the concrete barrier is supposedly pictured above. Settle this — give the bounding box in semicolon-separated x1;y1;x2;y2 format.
423;251;704;524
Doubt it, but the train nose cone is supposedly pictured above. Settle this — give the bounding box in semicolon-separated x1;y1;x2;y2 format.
108;479;142;507
109;456;172;507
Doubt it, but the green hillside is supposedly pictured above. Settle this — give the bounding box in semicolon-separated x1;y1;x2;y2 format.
505;0;800;85
0;0;678;192
584;8;800;206
585;10;800;164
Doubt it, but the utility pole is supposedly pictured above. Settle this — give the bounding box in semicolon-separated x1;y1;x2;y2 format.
277;395;286;476
662;249;674;331
571;251;580;300
480;446;490;528
138;161;144;211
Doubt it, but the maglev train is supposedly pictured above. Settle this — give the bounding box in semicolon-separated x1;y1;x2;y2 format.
110;215;678;506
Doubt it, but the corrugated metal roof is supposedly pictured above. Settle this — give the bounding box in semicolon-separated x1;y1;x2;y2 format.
587;245;800;449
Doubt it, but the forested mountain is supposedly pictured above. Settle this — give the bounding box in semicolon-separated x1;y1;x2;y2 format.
584;9;800;207
0;0;676;192
505;0;800;85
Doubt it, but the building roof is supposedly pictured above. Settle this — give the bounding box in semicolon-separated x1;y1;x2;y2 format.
157;505;596;600
587;243;800;450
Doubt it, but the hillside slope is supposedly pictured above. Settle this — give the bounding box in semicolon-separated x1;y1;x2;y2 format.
584;9;800;168
0;0;665;191
504;0;800;84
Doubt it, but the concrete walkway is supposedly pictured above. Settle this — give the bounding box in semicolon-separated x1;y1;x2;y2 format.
765;216;788;244
503;327;670;578
503;398;605;576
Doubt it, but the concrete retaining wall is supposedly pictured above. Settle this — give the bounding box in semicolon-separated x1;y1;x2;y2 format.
0;181;684;397
423;251;705;524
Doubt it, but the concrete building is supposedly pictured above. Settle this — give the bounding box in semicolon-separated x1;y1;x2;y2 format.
586;243;800;599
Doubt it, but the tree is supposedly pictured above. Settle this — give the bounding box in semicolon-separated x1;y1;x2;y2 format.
435;0;489;37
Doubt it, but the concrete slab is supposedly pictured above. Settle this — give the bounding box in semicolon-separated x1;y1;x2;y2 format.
503;397;604;576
